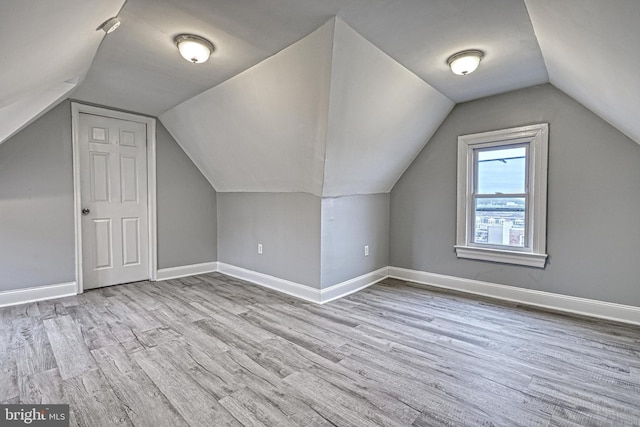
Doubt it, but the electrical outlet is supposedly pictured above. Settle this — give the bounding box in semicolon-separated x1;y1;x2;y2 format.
258;243;263;254
364;245;369;257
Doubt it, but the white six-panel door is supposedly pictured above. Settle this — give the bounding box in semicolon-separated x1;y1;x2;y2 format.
78;113;149;289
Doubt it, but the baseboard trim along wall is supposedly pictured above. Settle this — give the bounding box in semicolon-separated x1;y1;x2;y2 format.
156;261;218;281
217;262;321;303
388;267;640;326
4;265;638;325
0;282;77;308
217;262;388;304
320;267;389;304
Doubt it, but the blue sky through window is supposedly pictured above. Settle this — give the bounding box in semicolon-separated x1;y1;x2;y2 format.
476;146;526;194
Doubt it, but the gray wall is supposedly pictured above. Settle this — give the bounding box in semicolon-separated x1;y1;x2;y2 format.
0;100;75;291
0;101;218;292
217;192;322;288
321;194;389;287
390;84;640;306
157;121;217;268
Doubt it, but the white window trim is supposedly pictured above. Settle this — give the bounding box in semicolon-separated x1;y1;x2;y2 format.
455;123;549;268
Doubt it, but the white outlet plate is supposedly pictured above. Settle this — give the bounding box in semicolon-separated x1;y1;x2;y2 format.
258;243;263;254
364;245;369;256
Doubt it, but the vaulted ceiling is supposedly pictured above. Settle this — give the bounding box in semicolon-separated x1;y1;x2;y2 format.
1;0;638;195
159;19;454;196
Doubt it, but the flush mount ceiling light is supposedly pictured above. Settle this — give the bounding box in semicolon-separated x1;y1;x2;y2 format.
175;34;214;64
447;50;484;76
99;16;121;34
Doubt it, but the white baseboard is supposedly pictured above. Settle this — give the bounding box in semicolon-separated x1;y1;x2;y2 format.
320;267;389;304
217;262;321;303
156;262;218;281
216;263;388;304
388;267;640;326
2;266;635;325
0;282;77;308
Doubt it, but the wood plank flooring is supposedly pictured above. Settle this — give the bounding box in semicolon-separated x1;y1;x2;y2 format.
1;273;640;426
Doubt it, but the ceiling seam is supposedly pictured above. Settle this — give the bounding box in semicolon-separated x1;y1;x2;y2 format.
522;0;550;83
319;17;338;199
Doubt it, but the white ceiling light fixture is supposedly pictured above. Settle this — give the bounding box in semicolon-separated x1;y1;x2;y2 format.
99;17;121;34
447;50;484;75
175;34;214;64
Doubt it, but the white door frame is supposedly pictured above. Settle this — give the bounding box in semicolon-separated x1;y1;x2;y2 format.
71;102;157;293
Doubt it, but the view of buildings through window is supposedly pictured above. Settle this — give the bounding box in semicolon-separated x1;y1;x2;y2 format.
472;145;527;248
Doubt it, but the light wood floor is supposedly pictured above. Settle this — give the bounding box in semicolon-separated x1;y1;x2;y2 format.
1;273;639;426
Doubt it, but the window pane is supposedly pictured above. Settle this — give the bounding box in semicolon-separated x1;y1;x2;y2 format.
473;197;526;247
476;146;526;194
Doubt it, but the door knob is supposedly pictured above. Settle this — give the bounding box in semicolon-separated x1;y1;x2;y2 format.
82;208;90;216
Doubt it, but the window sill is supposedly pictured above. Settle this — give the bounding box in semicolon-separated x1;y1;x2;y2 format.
454;245;547;268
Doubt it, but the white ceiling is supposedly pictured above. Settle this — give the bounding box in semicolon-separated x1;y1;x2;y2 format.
525;0;640;146
160;19;453;196
322;19;453;196
2;0;639;196
71;0;548;115
160;20;335;195
0;0;123;144
0;81;77;145
0;0;123;109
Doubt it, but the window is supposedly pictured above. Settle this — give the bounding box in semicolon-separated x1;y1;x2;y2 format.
455;124;549;268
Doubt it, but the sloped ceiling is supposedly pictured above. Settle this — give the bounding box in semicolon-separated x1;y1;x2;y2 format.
322;19;453;196
0;81;77;145
72;0;547;115
2;1;639;196
525;0;640;145
161;19;453;196
72;0;277;116
0;0;123;143
160;20;335;195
